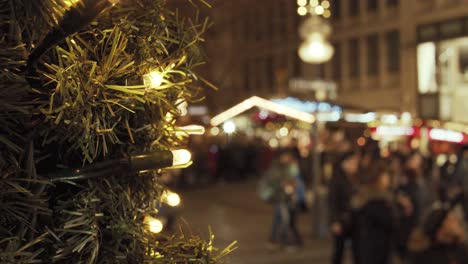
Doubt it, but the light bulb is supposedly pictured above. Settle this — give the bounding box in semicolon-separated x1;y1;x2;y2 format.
176;99;188;116
176;125;206;135
297;6;308;16
165;191;181;207
223;121;236;134
143;71;164;89
144;216;164;234
298;38;334;64
171;149;192;167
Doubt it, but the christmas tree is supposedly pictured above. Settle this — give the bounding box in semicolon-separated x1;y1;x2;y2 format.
0;0;235;262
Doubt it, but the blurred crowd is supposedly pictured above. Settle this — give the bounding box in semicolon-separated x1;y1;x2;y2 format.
174;134;468;264
327;148;468;264
258;145;468;264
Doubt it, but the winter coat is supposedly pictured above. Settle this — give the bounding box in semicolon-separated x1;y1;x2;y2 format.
328;167;358;233
410;243;468;264
352;188;396;264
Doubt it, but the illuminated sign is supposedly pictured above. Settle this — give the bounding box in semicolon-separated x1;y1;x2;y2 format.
429;128;465;143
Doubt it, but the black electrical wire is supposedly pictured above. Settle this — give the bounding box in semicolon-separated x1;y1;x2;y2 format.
25;0;113;88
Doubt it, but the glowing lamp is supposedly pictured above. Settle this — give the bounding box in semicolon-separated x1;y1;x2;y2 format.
176;125;206;135
165;191;181;207
171;149;192;167
143;71;164;89
144;216;164;234
298;38;334;64
223;121;236;134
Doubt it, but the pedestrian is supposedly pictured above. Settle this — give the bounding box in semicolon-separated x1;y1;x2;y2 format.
353;163;395;264
395;151;430;259
408;202;468;264
328;151;360;264
286;153;305;250
258;150;300;249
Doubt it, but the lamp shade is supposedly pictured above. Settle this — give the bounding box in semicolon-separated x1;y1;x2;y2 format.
298;38;334;64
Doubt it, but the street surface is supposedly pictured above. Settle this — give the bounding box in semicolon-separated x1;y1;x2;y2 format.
180;181;350;264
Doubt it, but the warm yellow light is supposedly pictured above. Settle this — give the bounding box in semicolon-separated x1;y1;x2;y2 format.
144;216;164;234
269;138;279;148
210;127;220;136
323;9;332;18
321;0;330;9
171;149;192;167
143;71;164;89
64;0;80;7
315;5;325;15
165;191;181;207
176;125;206;135
309;0;319;7
298;38;334;64
223;121;236;134
297;6;308;16
210;96;315;127
297;0;308;6
279;127;289;137
176;99;188;116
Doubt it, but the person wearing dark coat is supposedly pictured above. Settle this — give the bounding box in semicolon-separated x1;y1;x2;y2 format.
409;202;468;264
395;152;430;259
352;163;396;264
328;151;360;264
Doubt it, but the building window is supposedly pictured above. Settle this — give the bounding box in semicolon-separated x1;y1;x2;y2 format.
387;0;399;7
367;0;378;11
332;43;342;80
331;0;341;19
386;31;400;73
349;38;360;78
349;0;360;17
367;34;379;76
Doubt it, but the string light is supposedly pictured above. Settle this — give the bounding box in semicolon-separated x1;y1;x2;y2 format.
143;71;164;89
144;215;164;234
297;0;308;6
175;125;206;135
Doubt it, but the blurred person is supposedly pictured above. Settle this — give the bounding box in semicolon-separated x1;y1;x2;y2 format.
455;146;468;220
258;150;302;249
328;151;361;264
353;163;396;264
439;157;462;203
395;151;431;259
408;202;468;264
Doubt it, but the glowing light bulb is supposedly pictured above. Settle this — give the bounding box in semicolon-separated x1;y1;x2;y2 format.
143;71;164;89
297;0;308;6
171;149;192;167
223;121;236;134
321;0;330;9
315;5;325;15
165;191;181;207
298;38;334;64
176;125;206;135
176;99;188;116
297;6;308;16
210;127;220;136
144;216;164;234
310;0;319;6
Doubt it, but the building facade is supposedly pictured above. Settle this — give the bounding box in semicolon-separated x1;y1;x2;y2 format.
202;0;468;121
